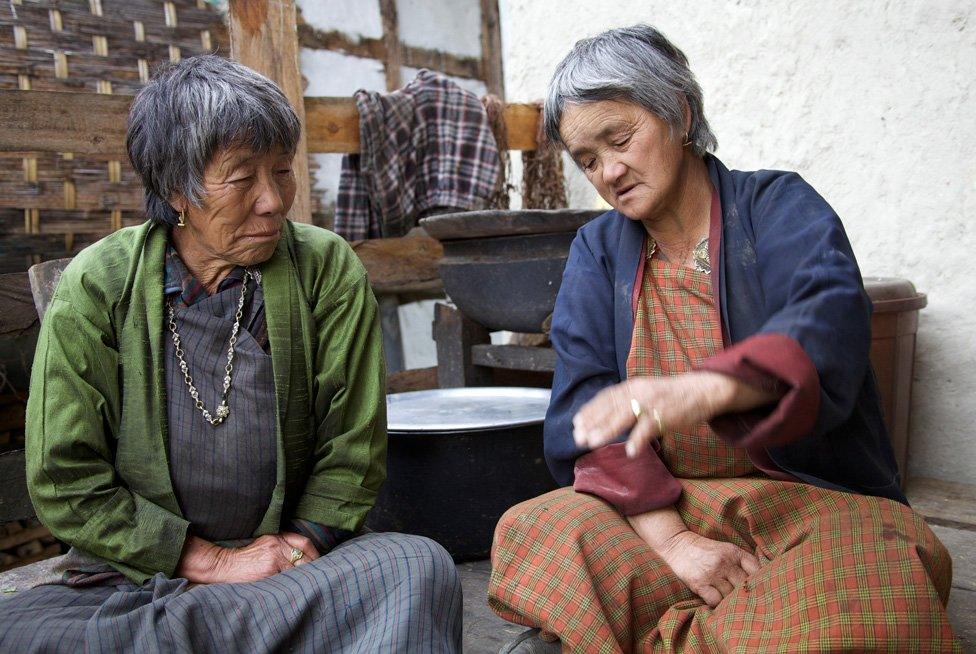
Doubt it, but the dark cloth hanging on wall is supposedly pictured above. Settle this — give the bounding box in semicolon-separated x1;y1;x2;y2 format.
336;70;501;241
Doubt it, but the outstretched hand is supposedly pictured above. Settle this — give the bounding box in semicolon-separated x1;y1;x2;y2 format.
573;372;736;458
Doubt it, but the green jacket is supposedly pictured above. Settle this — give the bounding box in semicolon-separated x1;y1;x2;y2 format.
26;221;387;583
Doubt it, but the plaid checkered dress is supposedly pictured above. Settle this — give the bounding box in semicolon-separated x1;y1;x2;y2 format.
489;249;960;652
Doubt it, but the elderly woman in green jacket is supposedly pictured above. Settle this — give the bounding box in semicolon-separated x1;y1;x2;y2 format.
0;55;461;653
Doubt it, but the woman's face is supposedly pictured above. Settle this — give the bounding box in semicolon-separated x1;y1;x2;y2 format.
175;144;296;267
559;100;688;223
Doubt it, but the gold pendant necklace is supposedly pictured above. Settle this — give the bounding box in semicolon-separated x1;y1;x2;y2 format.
166;270;253;426
647;236;711;273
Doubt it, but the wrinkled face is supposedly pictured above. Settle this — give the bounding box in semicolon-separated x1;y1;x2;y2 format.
560;100;686;223
175;144;296;267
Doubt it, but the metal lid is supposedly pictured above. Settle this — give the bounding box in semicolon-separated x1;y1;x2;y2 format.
386;387;551;432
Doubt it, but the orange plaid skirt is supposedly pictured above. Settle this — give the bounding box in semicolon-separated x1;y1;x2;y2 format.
489;256;959;652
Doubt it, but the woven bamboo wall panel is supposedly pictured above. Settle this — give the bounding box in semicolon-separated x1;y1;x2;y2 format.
0;0;228;273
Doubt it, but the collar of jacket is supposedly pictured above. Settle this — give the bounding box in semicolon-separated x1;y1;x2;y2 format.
120;222;313;535
611;154;733;377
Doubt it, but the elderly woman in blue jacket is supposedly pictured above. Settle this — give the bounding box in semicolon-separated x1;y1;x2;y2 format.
489;24;959;653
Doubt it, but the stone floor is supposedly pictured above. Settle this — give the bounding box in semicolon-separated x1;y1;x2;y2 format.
459;477;976;653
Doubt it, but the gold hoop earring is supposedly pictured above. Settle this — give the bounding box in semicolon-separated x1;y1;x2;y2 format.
177;209;186;228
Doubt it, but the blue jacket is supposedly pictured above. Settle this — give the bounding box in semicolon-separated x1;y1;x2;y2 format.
544;155;907;506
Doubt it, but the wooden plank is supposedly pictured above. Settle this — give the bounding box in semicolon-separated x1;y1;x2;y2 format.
0;90;131;155
0;91;542;155
907;476;976;530
227;0;312;224
0;450;34;524
471;344;556;372
350;234;443;294
479;0;505;98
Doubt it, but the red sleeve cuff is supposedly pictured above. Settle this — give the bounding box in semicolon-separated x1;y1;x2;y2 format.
697;333;820;448
573;442;681;516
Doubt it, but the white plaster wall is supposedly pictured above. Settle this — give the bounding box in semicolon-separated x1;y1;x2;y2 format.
500;0;976;484
296;0;383;39
396;0;482;58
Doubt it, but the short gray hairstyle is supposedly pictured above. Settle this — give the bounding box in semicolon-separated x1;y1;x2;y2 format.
544;24;717;157
126;55;301;226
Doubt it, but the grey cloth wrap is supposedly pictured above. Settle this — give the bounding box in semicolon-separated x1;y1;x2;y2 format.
165;272;277;541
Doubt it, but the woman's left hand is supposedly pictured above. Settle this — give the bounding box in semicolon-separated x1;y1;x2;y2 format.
573;372;740;457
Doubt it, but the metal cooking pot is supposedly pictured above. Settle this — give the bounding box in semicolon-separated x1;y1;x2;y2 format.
365;387;557;560
420;209;603;333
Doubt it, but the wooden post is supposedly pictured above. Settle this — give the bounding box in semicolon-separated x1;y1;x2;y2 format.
378;0;403;92
433;303;492;388
227;0;312;224
378;295;405;374
480;0;505;98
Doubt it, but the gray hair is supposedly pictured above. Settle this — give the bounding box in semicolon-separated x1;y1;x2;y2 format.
126;54;301;226
544;24;717;157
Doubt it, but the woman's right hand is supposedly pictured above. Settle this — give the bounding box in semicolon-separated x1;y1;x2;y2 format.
627;505;759;608
656;530;760;608
177;533;319;584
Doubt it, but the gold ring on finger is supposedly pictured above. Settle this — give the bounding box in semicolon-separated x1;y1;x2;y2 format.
289;547;304;564
630;398;644;420
652;407;665;435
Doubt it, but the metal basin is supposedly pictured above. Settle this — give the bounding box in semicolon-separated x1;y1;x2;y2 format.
420;209;603;332
366;387;557;560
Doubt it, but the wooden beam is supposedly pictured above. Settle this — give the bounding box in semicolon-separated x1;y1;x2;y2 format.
303;97;362;154
401;44;481;81
295;23;386;61
0;91;541;155
296;21;482;82
227;0;312;224
480;0;505;98
471;344;556;372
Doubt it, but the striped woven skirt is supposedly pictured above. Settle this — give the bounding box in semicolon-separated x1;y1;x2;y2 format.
488;481;959;652
0;532;462;653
